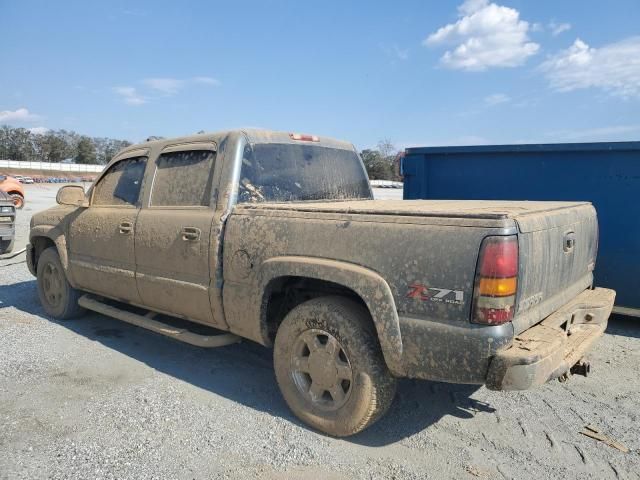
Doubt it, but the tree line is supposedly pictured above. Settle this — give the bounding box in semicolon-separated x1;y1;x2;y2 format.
360;140;402;180
1;125;402;179
0;125;132;165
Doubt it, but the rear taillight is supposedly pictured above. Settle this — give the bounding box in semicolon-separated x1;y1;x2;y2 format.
471;236;518;325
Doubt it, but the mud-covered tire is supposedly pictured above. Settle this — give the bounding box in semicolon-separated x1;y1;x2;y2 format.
10;193;24;209
36;247;85;319
274;296;397;436
0;238;14;254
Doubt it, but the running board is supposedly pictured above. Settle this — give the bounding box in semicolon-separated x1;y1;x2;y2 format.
78;295;241;348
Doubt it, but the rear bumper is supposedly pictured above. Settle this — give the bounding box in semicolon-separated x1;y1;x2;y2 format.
486;287;615;390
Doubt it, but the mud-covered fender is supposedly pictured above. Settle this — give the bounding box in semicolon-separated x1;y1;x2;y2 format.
29;225;74;285
260;256;404;376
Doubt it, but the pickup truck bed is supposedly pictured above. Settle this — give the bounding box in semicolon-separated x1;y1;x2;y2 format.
241;199;590;220
228;197;603;383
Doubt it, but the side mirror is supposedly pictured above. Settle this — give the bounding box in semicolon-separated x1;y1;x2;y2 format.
56;185;88;207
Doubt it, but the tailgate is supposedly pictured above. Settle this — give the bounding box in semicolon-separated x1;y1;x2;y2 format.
513;203;598;334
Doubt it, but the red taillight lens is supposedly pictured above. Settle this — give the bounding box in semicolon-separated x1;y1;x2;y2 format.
479;239;518;277
472;236;519;325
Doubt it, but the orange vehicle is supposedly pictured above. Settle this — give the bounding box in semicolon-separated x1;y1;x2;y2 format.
0;174;25;209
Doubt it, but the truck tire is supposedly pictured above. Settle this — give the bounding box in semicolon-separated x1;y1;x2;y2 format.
0;238;14;254
274;296;397;436
9;193;24;209
36;247;85;319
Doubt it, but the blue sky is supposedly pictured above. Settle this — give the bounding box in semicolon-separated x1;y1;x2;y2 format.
1;0;639;149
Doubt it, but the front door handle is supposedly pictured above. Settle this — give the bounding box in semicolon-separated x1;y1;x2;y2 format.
181;227;201;241
119;221;133;234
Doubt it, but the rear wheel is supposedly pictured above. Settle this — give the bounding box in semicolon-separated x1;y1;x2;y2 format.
274;296;397;436
36;247;85;319
9;193;24;209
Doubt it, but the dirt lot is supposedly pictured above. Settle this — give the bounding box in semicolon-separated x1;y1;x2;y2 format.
1;185;639;480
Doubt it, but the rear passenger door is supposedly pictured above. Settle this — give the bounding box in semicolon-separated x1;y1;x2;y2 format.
135;144;219;326
68;154;147;303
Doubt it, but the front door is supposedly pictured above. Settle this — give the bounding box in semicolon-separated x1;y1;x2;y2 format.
68;155;146;303
134;146;221;326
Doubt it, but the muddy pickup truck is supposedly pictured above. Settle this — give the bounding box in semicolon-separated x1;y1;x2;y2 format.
27;129;615;436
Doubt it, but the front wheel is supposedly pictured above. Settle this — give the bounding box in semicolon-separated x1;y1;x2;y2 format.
274;296;397;436
36;247;85;319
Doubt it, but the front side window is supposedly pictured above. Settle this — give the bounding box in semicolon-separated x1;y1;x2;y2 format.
238;143;372;203
92;156;146;206
151;150;215;207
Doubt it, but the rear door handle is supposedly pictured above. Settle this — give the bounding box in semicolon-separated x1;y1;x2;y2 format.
181;227;201;241
119;221;133;234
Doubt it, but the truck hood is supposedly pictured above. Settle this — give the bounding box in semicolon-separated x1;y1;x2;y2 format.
237;199;591;224
30;205;77;229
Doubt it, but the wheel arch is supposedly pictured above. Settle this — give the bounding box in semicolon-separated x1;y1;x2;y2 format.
29;227;73;285
259;256;404;376
7;190;24;208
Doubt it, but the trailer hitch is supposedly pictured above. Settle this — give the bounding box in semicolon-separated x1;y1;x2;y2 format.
557;359;591;383
570;360;591;377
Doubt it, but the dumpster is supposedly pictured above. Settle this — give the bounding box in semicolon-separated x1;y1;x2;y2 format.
402;141;640;317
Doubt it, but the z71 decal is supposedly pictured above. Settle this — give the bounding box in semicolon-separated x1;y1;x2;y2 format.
406;282;464;305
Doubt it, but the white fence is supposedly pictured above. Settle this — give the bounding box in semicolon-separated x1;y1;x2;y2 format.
369;180;403;188
0;159;105;173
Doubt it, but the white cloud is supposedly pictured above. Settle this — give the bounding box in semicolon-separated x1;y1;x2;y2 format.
541;37;640;98
142;76;220;95
458;0;487;15
122;9;147;17
28;126;49;135
142;77;185;95
193;76;221;86
424;0;539;71
484;93;510;105
530;22;543;33
381;44;409;62
114;76;219;105
114;86;146;105
391;45;409;61
548;21;571;36
0;107;41;123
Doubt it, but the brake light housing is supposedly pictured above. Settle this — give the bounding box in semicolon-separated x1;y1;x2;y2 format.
471;235;519;325
289;132;319;142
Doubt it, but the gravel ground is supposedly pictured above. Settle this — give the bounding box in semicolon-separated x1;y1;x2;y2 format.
1;185;639;480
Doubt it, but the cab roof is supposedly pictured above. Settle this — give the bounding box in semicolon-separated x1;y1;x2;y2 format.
118;128;355;156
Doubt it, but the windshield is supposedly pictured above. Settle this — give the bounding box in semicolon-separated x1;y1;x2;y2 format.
238;143;372;203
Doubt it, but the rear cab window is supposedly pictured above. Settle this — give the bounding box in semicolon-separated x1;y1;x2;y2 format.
92;156;146;206
238;143;372;203
150;149;216;207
